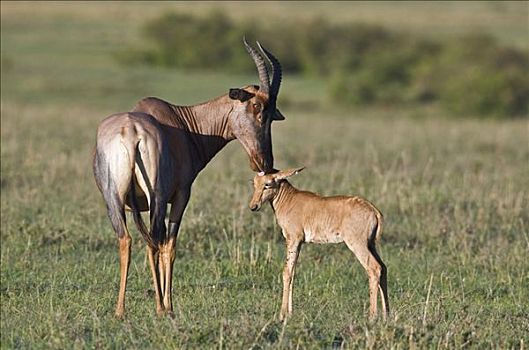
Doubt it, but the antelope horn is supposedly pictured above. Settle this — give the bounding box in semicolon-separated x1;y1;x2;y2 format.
256;41;282;105
243;37;270;95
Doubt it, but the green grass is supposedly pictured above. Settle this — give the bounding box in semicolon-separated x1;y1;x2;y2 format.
1;2;528;349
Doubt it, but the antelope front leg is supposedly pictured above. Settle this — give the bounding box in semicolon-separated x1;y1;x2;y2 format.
146;246;164;315
115;233;131;318
280;239;301;321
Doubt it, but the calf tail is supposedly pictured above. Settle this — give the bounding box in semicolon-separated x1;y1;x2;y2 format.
366;202;383;244
373;211;383;242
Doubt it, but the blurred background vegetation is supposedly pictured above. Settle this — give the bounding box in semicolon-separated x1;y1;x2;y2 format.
116;5;528;118
1;2;528;348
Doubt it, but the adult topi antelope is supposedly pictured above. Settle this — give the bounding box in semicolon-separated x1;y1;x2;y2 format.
249;168;389;321
93;39;284;317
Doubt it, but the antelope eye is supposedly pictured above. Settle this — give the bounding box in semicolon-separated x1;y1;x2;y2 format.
264;182;273;189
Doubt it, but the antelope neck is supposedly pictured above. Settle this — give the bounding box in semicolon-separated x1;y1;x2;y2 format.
172;96;235;170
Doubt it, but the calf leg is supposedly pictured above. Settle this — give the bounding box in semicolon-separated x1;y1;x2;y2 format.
369;244;390;317
367;260;381;319
280;238;301;321
344;240;386;320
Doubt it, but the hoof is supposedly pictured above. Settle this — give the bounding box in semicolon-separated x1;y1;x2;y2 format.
368;314;378;323
279;308;291;322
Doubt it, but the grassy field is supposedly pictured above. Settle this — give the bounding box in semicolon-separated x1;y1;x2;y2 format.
1;2;528;349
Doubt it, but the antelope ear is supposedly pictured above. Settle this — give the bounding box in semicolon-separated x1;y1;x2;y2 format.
273;109;285;121
229;88;254;102
275;167;305;181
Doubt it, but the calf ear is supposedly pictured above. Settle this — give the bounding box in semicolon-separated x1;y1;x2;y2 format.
229;88;254;102
273;109;285;121
275;167;305;181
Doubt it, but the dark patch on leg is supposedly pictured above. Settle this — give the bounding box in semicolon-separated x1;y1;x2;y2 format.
168;221;180;237
150;192;167;245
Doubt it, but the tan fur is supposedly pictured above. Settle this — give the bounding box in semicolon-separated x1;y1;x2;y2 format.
250;168;389;321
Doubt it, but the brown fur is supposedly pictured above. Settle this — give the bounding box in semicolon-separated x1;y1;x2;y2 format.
93;41;284;318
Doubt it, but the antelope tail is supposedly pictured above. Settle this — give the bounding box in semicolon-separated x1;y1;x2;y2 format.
128;142;157;249
128;175;156;249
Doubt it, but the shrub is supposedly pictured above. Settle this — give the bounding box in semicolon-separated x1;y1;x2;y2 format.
413;35;529;117
329;38;442;106
330;34;528;117
142;11;239;70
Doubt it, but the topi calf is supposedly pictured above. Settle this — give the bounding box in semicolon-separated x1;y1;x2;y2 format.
249;167;389;321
